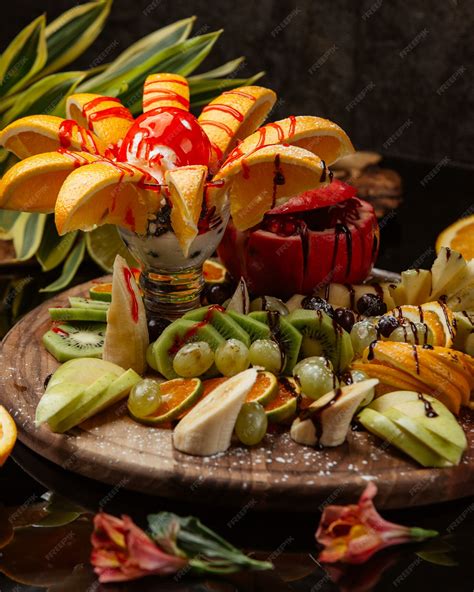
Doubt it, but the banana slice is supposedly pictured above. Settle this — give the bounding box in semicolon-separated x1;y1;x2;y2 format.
103;255;149;375
173;368;257;456
290;379;379;447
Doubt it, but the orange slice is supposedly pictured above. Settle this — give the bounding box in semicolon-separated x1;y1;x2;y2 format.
198;86;276;167
213;144;328;231
0;115;108;159
66;93;134;147
0;151;98;213
54;161;160;236
436;214;474;260
351;361;428;392
224;115;354;167
245;370;278;404
384;302;456;347
0;406;17;466
203;259;227;283
165;165;207;257
143;73;190;112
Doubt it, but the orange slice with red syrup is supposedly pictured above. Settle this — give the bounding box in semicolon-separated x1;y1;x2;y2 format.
224;115;354;169
0;115;109;159
54;160;160;235
165;165;208;257
142;73;190;112
0;150;99;212
213;143;329;231
198;86;276;169
66;93;134;148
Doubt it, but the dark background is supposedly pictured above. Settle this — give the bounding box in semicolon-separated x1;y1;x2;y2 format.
1;0;473;166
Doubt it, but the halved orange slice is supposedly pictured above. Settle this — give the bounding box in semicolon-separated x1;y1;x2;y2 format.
224;115;354;167
436;214;474;260
0;406;17;466
165;165;207;256
198;86;276;167
0;151;98;212
143;73;190;112
66;93;134;147
214;144;328;231
130;377;203;425
89;283;112;302
203;259;227;284
245;371;278;405
0;115;108;159
54;161;160;235
264;377;300;422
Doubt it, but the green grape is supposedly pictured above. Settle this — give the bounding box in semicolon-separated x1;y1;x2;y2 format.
215;339;250;377
235;402;268;446
248;339;283;373
128;379;162;417
293;356;338;400
389;323;432;345
173;341;214;377
350;320;378;356
344;369;369;384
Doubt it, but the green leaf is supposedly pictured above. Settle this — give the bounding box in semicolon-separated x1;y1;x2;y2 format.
0;15;47;97
36;217;77;271
148;513;273;575
188;57;246;81
79;17;195;93
86;225;138;272
40;238;85;292
0;210;21;239
11;212;47;261
42;0;112;76
190;73;265;108
117;31;223;114
1;71;86;126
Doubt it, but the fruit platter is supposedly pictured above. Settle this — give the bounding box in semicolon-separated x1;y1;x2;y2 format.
1;71;474;511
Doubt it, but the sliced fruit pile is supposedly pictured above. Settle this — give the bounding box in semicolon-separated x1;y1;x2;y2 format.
359;391;467;467
0;75;354;258
353;341;474;415
36;359;141;433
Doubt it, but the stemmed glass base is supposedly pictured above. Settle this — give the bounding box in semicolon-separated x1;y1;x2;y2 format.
140;266;204;321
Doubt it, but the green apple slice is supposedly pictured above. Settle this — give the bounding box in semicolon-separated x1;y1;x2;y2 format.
384;408;462;465
55;368;141;433
36;383;85;427
358;408;451;468
394;400;467;451
47;358;124;391
369;391;467;451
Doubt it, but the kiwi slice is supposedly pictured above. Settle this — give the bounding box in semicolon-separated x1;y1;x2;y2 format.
249;311;302;375
227;311;271;342
43;322;106;362
49;307;107;322
151;319;225;380
287;309;354;371
183;306;251;347
69;297;110;311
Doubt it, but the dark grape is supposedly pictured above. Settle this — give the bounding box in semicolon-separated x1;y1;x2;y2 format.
301;296;334;317
334;308;355;332
204;283;233;305
356;293;387;316
147;317;171;341
377;315;399;337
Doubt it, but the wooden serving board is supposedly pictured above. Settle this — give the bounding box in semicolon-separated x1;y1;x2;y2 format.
1;278;473;511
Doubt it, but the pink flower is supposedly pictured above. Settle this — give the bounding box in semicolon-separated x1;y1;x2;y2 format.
91;512;188;582
316;482;437;564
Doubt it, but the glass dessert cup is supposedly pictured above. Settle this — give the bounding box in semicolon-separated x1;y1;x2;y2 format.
119;193;230;320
